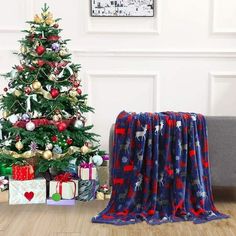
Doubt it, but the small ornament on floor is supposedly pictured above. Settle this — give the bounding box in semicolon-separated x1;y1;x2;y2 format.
0;176;9;192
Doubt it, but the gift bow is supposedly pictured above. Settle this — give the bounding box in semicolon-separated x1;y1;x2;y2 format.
99;184;109;193
54;173;76;199
80;163;94;168
54;172;73;182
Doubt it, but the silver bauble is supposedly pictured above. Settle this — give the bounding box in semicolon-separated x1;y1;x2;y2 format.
26;121;36;131
92;155;103;166
74;120;83;129
22;113;30;121
10;69;18;79
46;143;53;150
8;114;18;124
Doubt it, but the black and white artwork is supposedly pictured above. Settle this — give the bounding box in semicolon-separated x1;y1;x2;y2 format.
91;0;154;17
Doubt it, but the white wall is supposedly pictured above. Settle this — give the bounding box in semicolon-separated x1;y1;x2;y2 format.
0;0;236;151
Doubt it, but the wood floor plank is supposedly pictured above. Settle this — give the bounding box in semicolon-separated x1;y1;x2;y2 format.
0;191;235;236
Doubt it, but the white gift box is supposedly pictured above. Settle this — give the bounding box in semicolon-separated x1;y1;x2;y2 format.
78;165;97;180
9;177;46;205
49;180;78;200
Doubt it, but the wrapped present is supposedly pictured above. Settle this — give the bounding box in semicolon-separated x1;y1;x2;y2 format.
0;176;9;192
9;177;46;205
49;173;78;200
78;179;99;201
78;163;97;180
97;166;109;186
96;191;105;200
102;154;109;166
12;164;34;180
96;184;111;200
105;192;111;200
0;163;12;176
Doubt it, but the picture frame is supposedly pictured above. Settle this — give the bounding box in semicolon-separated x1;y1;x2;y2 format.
90;0;154;17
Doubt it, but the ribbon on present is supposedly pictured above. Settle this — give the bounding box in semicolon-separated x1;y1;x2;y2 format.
54;173;76;198
79;163;94;180
0;163;12;175
99;184;111;194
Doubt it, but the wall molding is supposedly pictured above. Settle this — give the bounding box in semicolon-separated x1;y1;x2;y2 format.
74;50;236;58
210;0;236;36
2;49;236;59
0;0;33;33
208;72;236;115
85;72;160;121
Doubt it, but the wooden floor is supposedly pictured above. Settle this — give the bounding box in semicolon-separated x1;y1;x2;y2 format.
0;191;235;236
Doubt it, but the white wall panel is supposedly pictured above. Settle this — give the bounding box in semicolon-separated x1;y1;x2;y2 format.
85;72;159;150
211;0;236;34
0;0;236;151
209;73;236;115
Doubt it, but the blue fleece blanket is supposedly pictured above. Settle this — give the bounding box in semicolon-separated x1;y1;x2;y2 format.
92;111;229;225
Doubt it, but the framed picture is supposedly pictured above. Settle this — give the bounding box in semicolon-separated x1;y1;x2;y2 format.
91;0;154;17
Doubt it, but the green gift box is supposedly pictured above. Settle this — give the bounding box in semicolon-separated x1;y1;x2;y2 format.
0;163;12;176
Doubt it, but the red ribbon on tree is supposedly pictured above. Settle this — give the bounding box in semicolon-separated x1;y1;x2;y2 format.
14;117;76;130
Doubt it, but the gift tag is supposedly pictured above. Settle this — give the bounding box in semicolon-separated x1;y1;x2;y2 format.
52;193;61;202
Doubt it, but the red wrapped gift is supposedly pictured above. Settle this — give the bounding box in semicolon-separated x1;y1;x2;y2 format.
12;165;34;180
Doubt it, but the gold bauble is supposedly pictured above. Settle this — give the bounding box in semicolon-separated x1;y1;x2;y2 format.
69;90;77;97
53;115;60;122
14;90;22;97
15;141;23;151
43;150;53;160
34;14;43;24
81;145;89;154
32;81;42;90
2;110;9;119
45;17;55;25
59;50;67;57
20;45;26;54
49;74;56;81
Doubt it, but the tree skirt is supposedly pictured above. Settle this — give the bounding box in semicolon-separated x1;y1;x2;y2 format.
92;111;229;225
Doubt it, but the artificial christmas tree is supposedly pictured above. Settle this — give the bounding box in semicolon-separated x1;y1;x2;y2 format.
0;4;103;177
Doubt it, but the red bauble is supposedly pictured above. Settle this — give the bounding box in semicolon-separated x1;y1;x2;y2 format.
53;23;59;28
73;81;80;88
24;86;31;95
47;35;60;41
16;65;24;72
77;88;82;95
36;45;45;55
51;135;58;142
3;87;8;92
50;88;60;98
29;66;35;71
57;122;67;132
66;138;73;145
38;59;45;67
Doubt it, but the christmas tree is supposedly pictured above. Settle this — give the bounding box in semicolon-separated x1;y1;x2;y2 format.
0;4;103;175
